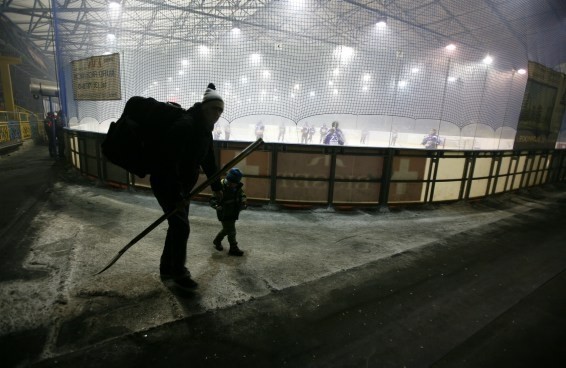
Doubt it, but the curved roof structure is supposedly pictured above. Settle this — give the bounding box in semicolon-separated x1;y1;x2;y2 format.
1;0;565;81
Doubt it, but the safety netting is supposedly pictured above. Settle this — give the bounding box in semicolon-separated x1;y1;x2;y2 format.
52;0;566;149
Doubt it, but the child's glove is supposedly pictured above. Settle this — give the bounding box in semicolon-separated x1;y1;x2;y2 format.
210;198;221;210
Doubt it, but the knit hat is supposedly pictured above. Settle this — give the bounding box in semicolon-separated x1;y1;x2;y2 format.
226;168;243;183
202;83;223;104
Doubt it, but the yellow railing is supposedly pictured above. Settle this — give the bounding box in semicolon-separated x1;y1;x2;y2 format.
0;123;10;143
0;107;44;147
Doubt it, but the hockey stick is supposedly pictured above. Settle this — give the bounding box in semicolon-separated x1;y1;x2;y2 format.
95;138;264;275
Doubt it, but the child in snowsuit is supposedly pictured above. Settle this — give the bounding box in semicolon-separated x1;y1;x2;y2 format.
210;168;247;256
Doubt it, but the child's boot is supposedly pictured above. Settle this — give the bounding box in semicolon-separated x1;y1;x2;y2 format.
213;238;224;251
228;243;244;256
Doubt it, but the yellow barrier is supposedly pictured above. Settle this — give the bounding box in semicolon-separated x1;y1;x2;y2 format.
0;108;43;147
0;123;10;143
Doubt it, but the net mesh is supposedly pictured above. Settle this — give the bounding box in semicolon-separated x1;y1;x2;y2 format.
52;0;565;149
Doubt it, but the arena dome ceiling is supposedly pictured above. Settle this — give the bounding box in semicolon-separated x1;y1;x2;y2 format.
1;0;565;79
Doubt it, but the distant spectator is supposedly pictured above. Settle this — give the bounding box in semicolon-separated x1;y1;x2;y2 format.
323;121;345;146
308;125;315;143
300;123;309;144
390;129;398;146
360;129;369;144
319;123;328;143
43;112;56;157
213;123;222;140
255;121;265;140
55;110;66;158
422;129;443;150
278;123;286;142
224;124;231;140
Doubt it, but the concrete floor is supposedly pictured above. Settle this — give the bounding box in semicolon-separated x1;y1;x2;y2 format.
1;141;566;368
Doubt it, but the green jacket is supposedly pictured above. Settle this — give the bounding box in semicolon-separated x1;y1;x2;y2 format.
210;179;247;221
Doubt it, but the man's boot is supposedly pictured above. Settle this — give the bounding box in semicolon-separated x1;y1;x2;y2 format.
228;243;244;256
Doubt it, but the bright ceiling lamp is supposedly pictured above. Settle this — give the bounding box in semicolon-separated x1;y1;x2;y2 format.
517;69;527;75
445;44;456;51
334;45;354;65
250;53;261;64
199;45;210;56
108;1;121;18
483;55;493;65
231;24;241;35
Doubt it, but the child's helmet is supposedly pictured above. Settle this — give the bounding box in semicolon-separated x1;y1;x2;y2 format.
226;168;243;183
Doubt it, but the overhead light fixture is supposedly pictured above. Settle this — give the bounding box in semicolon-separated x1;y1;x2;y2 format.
231;22;241;35
517;68;527;75
376;16;387;27
483;55;493;65
199;45;210;55
250;53;261;64
445;44;456;51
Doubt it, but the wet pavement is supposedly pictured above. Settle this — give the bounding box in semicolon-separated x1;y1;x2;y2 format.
1;141;566;368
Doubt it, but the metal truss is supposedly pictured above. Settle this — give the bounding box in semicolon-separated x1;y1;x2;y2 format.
1;0;565;80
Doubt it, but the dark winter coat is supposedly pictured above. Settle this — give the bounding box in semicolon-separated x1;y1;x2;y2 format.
210;179;247;221
150;103;221;193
